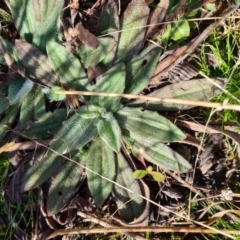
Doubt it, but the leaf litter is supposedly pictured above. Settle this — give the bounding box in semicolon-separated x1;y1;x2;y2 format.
0;0;240;239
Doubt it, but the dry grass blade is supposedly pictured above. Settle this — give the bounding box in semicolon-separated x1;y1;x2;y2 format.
49;226;240;238
56;90;240;111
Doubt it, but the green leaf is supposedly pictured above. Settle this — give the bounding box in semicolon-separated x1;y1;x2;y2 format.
20;114;98;192
114;0;149;64
78;105;101;119
133;170;147;179
45;86;66;101
77;37;117;68
47;41;89;90
0;88;10;114
8;77;34;104
150;171;165;182
115;107;185;142
125;44;161;94
97;113;121;152
87;137;116;206
20;85;45;123
123;133;192;173
47;153;85;215
54;112;98;152
0;37;21;64
10;0;36;43
146;166;153;173
0;103;20;141
97;0;119;36
22;109;67;139
91;63;125;112
112;153;147;222
96;0;119;67
127;78;227;111
10;0;64;52
170;20;190;42
31;0;64;51
15;39;59;86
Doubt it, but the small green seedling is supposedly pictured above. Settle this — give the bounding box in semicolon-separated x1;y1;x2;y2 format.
133;166;165;182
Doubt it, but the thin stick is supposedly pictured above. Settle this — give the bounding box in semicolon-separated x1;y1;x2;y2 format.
49;227;240;238
56;90;240;111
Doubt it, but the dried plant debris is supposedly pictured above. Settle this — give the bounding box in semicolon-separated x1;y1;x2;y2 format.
1;0;240;239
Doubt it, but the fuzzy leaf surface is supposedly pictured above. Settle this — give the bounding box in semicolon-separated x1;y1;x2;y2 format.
10;0;64;52
15;39;59;86
8;77;34;104
97;0;119;67
125;44;161;94
128;78;227;111
22;109;67;139
0;88;10;114
87;137;116;206
0;103;20;141
47;41;89;90
78;105;101;119
47;154;85;215
114;0;149;64
20;115;98;192
171;20;190;42
112;153;146;222
123;133;192;173
20;85;45;123
77;37;116;68
115;107;185;142
97;113;121;152
91;63;125;112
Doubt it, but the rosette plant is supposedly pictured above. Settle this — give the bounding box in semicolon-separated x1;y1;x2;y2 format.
0;0;192;222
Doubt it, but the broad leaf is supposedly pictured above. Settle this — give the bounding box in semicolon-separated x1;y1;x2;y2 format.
8;77;34;104
10;0;64;52
0;103;20;141
171;20;190;42
45;86;66;101
22;109;67;139
125;44;161;94
114;0;149;64
47;153;85;215
77;37;117;68
31;0;64;51
78;105;101;119
112;153;148;223
20;85;45;123
97;0;119;68
15;40;59;86
0;37;21;64
128;78;227;111
123;133;192;173
0;88;10;114
47;41;89;90
97;113;121;152
133;170;147;179
115;107;185;142
150;172;165;182
10;0;36;43
87;137;116;206
20;114;98;192
91;63;125;112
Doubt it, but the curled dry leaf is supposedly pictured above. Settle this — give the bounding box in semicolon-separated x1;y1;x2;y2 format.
145;0;169;39
175;119;240;168
75;23;99;50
